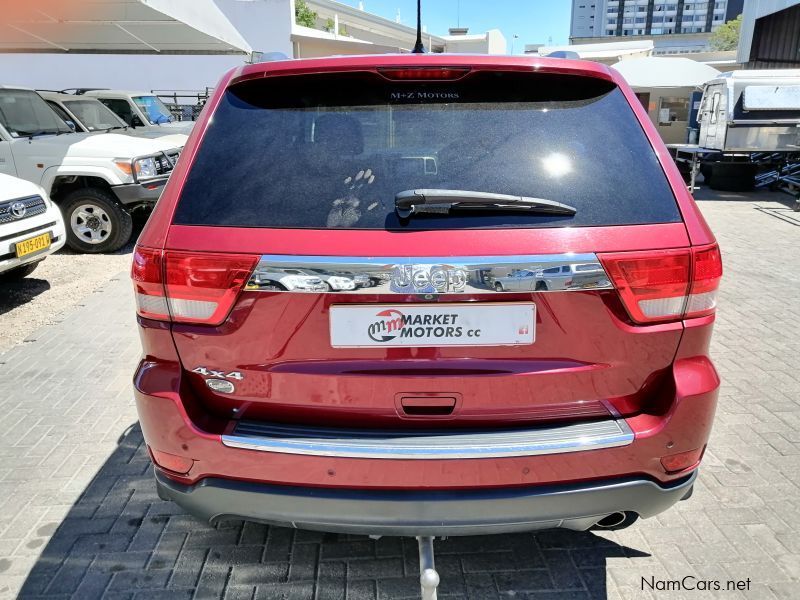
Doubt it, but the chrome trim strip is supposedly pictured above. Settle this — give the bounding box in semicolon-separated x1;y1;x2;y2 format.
247;253;613;294
221;419;634;460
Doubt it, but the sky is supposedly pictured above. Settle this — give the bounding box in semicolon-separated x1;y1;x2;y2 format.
333;0;572;51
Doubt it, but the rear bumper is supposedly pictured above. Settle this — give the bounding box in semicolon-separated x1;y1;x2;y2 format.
154;468;696;536
134;352;719;490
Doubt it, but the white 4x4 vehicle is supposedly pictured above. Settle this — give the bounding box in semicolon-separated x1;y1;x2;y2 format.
82;90;194;135
39;91;189;145
0;86;183;253
0;173;66;280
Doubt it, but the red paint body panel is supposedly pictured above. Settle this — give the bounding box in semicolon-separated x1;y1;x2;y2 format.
169;289;683;427
165;223;689;256
134;354;718;489
133;54;720;507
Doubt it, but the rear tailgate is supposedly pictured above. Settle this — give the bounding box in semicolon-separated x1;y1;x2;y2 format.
157;67;690;428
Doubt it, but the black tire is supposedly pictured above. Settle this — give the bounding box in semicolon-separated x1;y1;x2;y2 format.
60;188;133;253
0;261;40;281
494;282;504;292
534;281;547;291
676;161;693;184
707;163;757;192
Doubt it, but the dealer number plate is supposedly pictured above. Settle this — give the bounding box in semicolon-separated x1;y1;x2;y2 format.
330;302;535;348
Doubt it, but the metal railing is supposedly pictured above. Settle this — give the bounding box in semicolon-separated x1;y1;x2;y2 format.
151;88;214;122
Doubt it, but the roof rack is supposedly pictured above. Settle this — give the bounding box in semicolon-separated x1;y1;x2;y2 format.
58;88;109;95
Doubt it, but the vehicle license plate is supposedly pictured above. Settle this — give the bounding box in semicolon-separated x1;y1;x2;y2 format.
330;302;535;348
15;232;51;258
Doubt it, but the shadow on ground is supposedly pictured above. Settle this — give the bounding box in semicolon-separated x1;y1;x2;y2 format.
0;214;143;315
693;182;797;207
0;278;51;316
17;425;650;599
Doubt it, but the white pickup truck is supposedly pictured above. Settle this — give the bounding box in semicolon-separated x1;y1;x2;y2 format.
0;86;183;253
82;89;195;135
39;91;189;145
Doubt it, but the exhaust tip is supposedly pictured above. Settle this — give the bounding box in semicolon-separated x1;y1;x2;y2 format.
594;512;629;529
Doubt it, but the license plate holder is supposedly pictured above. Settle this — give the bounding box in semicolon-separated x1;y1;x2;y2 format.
330;302;535;348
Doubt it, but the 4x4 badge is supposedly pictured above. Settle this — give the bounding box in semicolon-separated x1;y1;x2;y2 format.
192;367;244;380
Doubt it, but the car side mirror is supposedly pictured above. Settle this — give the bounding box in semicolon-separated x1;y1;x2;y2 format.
65;120;77;132
131;115;144;128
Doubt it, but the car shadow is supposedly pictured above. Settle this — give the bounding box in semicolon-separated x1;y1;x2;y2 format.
693;183;797;207
0;278;51;316
17;424;650;599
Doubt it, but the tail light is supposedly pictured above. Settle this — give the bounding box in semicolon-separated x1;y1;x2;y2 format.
377;67;471;80
131;246;168;320
132;246;258;325
686;244;723;316
599;244;722;324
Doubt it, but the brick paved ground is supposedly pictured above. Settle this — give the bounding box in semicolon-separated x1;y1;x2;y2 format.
0;190;798;599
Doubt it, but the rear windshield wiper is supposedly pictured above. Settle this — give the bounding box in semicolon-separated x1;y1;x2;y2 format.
395;189;577;219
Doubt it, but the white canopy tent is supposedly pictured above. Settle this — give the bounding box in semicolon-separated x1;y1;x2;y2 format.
611;57;721;88
0;0;251;55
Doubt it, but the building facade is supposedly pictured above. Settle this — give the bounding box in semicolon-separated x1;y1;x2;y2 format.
737;0;800;68
571;0;744;54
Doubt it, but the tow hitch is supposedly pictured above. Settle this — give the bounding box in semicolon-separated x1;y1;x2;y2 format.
417;536;441;600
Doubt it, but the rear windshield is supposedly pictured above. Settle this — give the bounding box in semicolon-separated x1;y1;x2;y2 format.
173;71;680;230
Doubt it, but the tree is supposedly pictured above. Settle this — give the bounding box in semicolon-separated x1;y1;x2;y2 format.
295;0;317;28
710;14;742;51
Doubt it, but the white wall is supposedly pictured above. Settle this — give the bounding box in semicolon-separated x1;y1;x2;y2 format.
486;30;508;55
442;31;507;55
0;54;247;92
215;0;294;56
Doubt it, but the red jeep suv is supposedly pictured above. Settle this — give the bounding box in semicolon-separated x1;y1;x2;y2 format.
132;55;721;536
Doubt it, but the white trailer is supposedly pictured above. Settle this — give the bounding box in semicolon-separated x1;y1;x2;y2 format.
669;69;800;205
699;69;800;152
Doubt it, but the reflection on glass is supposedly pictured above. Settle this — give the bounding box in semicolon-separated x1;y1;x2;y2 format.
542;153;572;177
246;257;613;294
